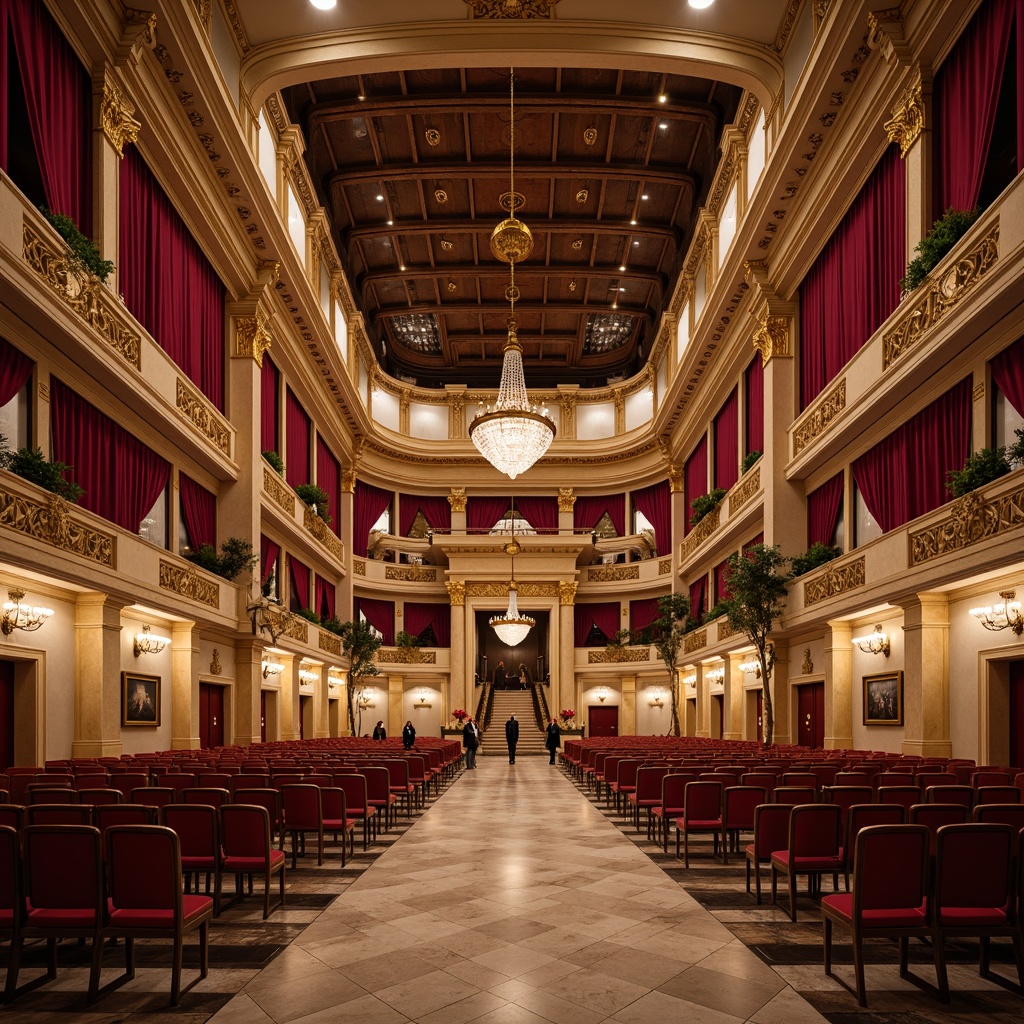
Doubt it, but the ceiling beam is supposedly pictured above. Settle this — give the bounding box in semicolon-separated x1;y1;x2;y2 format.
343;218;683;246
358;264;666;290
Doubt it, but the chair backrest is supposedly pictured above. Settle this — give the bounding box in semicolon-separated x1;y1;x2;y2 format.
77;787;123;806
741;772;777;793
752;803;791;857
182;787;231;809
22;824;104;912
915;771;957;788
789;803;842;857
910;803;971;851
333;774;370;814
972;803;1024;829
232;788;282;827
773;786;816;805
130;787;176;808
380;759;411;790
0;825;19;924
851;824;929;912
824;785;874;812
198;773;232;788
110;773;149;798
27;786;76;805
280;784;323;828
107;825;182;913
972;771;1012;789
26;804;93;827
808;765;840;788
320;786;348;823
0;804;25;831
361;766;392;804
934;823;1015;915
229;774;271;794
845;803;905;858
876;772;915;787
683;781;722;821
659;773;692;813
975;786;1021;805
220;803;272;861
93;803;158;836
782;772;817;788
877;785;921;810
161;804;218;860
833;772;870;787
635;766;670;801
161;774;198;793
925;784;974;807
722;786;766;830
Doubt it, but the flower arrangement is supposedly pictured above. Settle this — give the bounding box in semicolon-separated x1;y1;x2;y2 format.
452;708;469;723
559;708;576;725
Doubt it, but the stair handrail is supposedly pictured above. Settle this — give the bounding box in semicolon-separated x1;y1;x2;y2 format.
529;682;548;731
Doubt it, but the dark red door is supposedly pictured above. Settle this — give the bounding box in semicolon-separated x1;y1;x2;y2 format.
0;661;14;770
756;690;763;743
798;682;824;748
712;694;723;738
261;689;267;742
1010;660;1024;768
589;705;618;737
199;683;224;749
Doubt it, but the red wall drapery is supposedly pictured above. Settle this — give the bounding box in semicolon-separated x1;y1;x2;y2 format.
260;357;279;456
404;602;451;647
467;496;510;533
629;598;660;637
260;535;280;586
515;496;558;532
315;575;335;621
316;438;341;537
745;354;764;455
119;149;225;410
0;336;32;406
573;495;625;536
353;481;393;556
50;379;170;534
807;472;844;548
631;481;670;555
180;474;216;551
689;576;707;621
574;603;621;647
288;555;310;612
713;388;739;492
684;436;708;535
398;494;452;536
852;378;972;534
799;147;905;410
714;560;731;603
284;388;310;490
991;335;1024;416
355;597;394;646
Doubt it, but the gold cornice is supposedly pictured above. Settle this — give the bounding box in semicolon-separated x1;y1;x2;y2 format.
558;580;577;606
793;379;846;457
467;582;559;598
464;0;560;17
221;0;251;53
0;485;114;566
867;7;912;67
100;76;141;157
884;82;924;157
772;0;804;54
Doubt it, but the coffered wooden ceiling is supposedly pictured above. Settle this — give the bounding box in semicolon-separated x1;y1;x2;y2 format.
282;67;742;388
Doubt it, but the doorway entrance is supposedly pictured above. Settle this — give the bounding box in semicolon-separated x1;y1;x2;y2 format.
588;705;618;737
1011;660;1024;767
797;682;824;748
0;660;14;770
199;683;225;748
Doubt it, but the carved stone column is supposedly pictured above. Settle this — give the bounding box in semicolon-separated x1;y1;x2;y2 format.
694;663;710;738
277;653;298;741
447;580;467;717
388;673;404;735
900;593;951;757
448;487;467;533
824;620;853;749
557;581;577;719
233;639;264;746
170;621;199;749
722;653;744;741
73;593;125;758
620;674;636;736
557;488;575;535
769;643;792;746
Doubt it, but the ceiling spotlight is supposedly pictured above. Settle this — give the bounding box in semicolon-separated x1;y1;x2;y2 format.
633;241;640;246
659;123;668;130
630;219;637;226
618;287;625;292
658;94;668;103
375;194;384;201
688;0;715;8
357;94;366;101
309;0;337;9
641;194;649;201
618;264;626;271
386;219;393;226
399;264;406;272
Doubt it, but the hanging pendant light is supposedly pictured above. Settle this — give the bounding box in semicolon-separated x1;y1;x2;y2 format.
489;498;535;646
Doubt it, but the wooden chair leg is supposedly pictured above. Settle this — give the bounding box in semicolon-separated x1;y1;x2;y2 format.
171;934;183;1007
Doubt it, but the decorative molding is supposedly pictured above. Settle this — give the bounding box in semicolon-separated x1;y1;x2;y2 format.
448;487;467;513
557;487;576;512
680;505;721;562
117;7;158;66
0;486;114;566
100;77;141;157
385;565;437;582
318;631;342;657
884;82;924;157
23;223;141;368
909;486;1024;566
883;227;999;369
588;647;650;664
683;628;708;654
867;7;912;66
467;581;559;598
232;308;273;366
803;556;866;606
447;580;466;606
588;565;639;583
668;467;684;493
279;615;309;643
973;381;985;402
176;378;230;456
341;468;357;493
377;648;437;664
353;559;366;576
716;617;736;641
38;381;50;403
729;467;761;513
210;649;222;674
192;0;213;31
262;466;295;516
773;0;804;54
303;507;345;562
159;559;219;608
794;378;846;456
751;308;792;362
659;558;672;575
464;0;560;17
558;580;577;606
802;648;814;674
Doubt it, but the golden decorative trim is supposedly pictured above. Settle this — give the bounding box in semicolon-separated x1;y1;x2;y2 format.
176;378;230;456
303;507;345;562
803;556;866;606
159;559;219;608
448;487;467;513
354;559;366;576
588;565;640;583
867;7;911;66
557;488;576;513
680;505;721;562
558;580;577;606
318;631;342;657
23;223;140;368
385;565;437;583
192;0;212;30
794;378;846;456
659;558;672;575
973;381;985;401
210;649;222;674
466;581;559;598
884;82;924;157
279;615;309;643
588;647;650;664
38;381;50;403
729;467;761;513
909;486;1024;566
262;466;295;516
0;486;114;566
716;617;736;641
707;149;737;217
100;78;141;157
377;647;437;664
773;0;803;53
883;227;999;369
232;309;273;366
668;467;684;494
802;648;814;674
447;580;466;606
751;308;792;362
117;8;158;65
683;628;708;654
341;468;357;493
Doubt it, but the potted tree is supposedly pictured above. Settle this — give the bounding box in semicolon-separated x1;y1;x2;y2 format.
337;619;383;735
636;592;691;737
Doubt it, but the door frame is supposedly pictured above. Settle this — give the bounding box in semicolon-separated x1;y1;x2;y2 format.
0;645;45;765
977;645;1024;764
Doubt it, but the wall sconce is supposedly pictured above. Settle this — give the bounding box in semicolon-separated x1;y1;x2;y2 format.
262;658;284;679
852;624;890;657
970;590;1023;636
298;668;319;685
1;588;54;636
414;687;432;708
133;624;170;657
706;667;725;684
596;686;610;702
648;688;665;708
739;660;761;677
357;688;374;710
328;671;344;689
681;674;696;688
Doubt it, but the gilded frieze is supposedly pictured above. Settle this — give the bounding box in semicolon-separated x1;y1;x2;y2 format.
262;466;295;515
0;486;114;566
793;379;846;456
909;486;1024;566
729;467;761;512
318;631;342;656
680;505;721;562
303;507;345;562
466;581;559;598
588;565;640;583
716;617;736;641
159;559;219;608
176;378;230;456
683;628;708;654
464;0;560;17
385;565;437;583
353;559;366;576
803;556;866;606
558;581;577;606
659;559;672;575
588;648;650;664
377;648;437;664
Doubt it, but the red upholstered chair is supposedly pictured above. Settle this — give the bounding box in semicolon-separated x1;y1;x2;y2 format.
333;774;378;849
909;803;970;854
404;756;429;809
26;786;75;805
77;787;123;806
822;786;875;833
0;825;24;1001
182;787;231;810
229;774;271;795
740;772;778;795
361;767;397;832
320;788;356;865
630;766;670;835
843;803;905;890
93;803;158;839
25;804;92;827
109;773;149;800
915;771;957;790
932;823;1024;1001
833;772;870;788
972;803;1024;830
0;804;25;832
876;772;915;788
105;825;213;1006
651;773;695;853
721;786;767;864
14;825;105;1001
925;784;974;808
675;781;723;868
745;804;790;904
161;804;222;914
130;787;176;809
972;771;1012;789
773;786;817;806
161;774;198;794
808;765;840;789
771;803;844;921
975;786;1021;806
782;772;817;790
610;759;642;815
233;789;284;849
380;759;416;818
821;824;932;1007
280;784;325;867
198;773;232;789
877;786;921;812
220;804;285;919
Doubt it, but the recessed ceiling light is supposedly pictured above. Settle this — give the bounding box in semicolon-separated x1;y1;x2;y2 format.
309;0;337;9
658;123;668;130
357;94;366;101
641;194;649;201
619;265;626;272
387;220;393;226
399;264;406;271
633;241;640;246
375;194;384;201
619;287;626;292
688;0;715;9
658;94;668;104
630;219;637;226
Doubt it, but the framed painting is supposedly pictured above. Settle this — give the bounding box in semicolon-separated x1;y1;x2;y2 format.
122;671;161;727
862;670;903;726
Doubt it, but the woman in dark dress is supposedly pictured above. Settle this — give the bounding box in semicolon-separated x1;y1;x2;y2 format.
372;721;387;740
402;720;416;749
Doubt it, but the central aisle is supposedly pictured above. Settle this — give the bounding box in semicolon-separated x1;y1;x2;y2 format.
211;761;827;1024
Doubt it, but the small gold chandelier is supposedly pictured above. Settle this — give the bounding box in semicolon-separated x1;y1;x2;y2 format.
469;68;555;480
489;499;535;646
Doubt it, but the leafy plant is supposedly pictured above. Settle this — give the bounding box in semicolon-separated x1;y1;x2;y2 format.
790;542;843;578
605;628;632;649
900;207;978;294
184;537;258;581
262;450;285;475
1009;427;1024;468
0;446;83;502
742;450;762;474
395;629;421;649
40;208;114;282
295;483;331;524
295;607;321;625
946;446;1011;498
705;601;731;621
261;570;276;599
320;615;343;635
337;619;383;735
690;488;726;526
645;592;692;737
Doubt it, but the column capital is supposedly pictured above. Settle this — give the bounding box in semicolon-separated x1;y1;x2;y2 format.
96;67;141;158
447;580;466;606
558;581;577;606
744;262;796;363
228;288;276;367
867;7;913;67
557;487;576;512
884;78;926;157
447;487;467;513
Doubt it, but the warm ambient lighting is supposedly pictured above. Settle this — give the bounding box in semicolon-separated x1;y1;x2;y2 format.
970;590;1023;636
490;499;536;646
706;667;725;683
740;659;761;676
262;658;285;679
308;0;337;10
298;668;318;685
1;588;54;636
596;686;610;702
648;688;666;707
133;624;170;657
688;0;716;9
681;674;696;688
468;68;555;481
852;624;891;657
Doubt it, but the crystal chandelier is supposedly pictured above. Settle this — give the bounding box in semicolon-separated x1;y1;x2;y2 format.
469;69;555;480
490;499;535;646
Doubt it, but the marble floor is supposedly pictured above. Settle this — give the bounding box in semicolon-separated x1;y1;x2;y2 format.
3;757;1023;1023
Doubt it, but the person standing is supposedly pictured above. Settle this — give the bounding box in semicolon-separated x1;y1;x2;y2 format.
505;714;519;764
372;721;387;740
463;716;480;769
545;717;561;765
402;720;416;749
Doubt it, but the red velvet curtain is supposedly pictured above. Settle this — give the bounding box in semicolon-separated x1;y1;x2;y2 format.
936;0;1024;211
574;602;620;647
631;481;670;555
284;389;310;489
745;354;764;455
398;494;452;536
260;535;280;586
629;597;660;636
50;379;170;534
119;149;225;409
991;335;1024;415
355;597;394;646
852;378;972;534
180;473;216;551
288;555;310;612
0;335;32;406
714;559;731;603
467;496;510;532
807;472;844;548
260;357;280;456
353;481;393;556
573;494;625;536
684;436;708;535
516;496;558;532
799;147;905;410
714;388;739;491
689;576;707;620
404;602;451;647
315;575;335;621
316;438;341;537
2;0;92;234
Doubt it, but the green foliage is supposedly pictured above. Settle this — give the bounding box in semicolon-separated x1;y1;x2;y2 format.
946;446;1011;498
604;628;633;651
646;592;692;737
790;542;843;578
295;607;321;624
705;601;730;621
184;537;257;582
320;616;343;635
0;446;83;502
1009;428;1024;468
337;619;383;736
900;207;978;294
40;208;114;282
261;450;285;474
295;483;331;524
395;629;421;649
690;488;726;526
742;450;762;474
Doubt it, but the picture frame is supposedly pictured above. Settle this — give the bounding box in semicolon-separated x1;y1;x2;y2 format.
122;671;161;727
862;670;903;726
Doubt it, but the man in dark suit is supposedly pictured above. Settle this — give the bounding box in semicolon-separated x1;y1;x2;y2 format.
505;714;519;763
463;716;480;769
545;717;561;765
